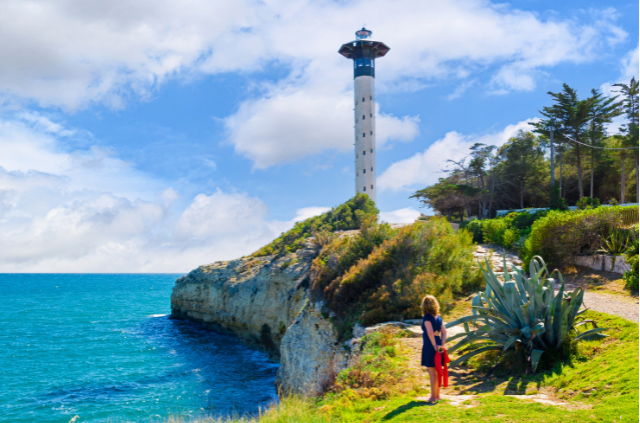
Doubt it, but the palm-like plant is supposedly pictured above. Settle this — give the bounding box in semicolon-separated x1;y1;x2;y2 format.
599;227;631;256
446;256;607;372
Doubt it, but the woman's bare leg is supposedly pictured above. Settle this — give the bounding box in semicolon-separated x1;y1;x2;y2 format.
427;367;439;401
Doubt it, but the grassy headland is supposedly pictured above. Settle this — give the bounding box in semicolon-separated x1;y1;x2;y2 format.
163;310;638;422
164;197;638;422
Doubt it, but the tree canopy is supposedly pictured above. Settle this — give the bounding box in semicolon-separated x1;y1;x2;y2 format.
413;80;638;218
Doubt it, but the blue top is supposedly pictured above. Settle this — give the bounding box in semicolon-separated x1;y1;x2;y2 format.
421;314;443;368
421;314;442;336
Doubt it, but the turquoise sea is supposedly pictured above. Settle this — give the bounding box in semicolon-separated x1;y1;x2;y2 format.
0;274;278;423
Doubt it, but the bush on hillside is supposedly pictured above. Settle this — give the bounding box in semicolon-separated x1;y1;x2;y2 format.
253;194;378;257
311;217;395;295
623;225;639;290
523;205;638;269
311;217;482;339
329;328;411;400
482;218;510;246
576;196;601;210
461;210;548;247
460;219;483;243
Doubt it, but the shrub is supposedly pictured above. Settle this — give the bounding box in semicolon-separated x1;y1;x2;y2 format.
461;219;484;243
447;256;607;373
523;205;637;269
482;218;509;246
623;225;639;290
502;228;519;247
576;196;601;210
253;194;378;257
461;210;548;248
478;210;548;249
329;328;411;401
311;217;482;339
510;210;548;237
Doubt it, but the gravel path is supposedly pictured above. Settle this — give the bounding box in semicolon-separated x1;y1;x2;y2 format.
582;291;639;322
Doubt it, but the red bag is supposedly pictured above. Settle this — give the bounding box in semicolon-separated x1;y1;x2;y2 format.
434;349;450;387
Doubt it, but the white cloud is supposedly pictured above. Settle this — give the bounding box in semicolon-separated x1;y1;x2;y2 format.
378;119;537;191
0;113;163;200
0;1;626;167
0;164;317;272
619;46;639;82
379;207;421;224
291;207;331;223
224;82;420;168
0;114;323;272
600;45;638;133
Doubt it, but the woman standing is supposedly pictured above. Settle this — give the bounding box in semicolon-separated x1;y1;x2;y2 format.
421;295;447;403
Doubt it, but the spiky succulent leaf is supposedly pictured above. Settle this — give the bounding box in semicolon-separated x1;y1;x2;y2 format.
449;254;607;372
531;349;544;373
449;346;504;367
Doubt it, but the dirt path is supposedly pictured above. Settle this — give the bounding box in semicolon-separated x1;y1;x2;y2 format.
582;291;639;322
400;336;587;409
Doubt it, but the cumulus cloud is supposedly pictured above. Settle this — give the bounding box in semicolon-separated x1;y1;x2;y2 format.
0;113;164;200
619;46;639;81
0;0;626;167
379;207;422;224
378;119;537;192
600;45;639;133
0;114;326;272
0;164;319;272
224;83;420;168
291;207;332;222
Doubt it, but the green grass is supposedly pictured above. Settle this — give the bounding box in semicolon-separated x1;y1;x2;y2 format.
317;311;638;422
319;394;592;422
165;311;638;423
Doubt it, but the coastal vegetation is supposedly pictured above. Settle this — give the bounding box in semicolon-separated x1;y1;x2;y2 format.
253;194;378;257
458;205;639;283
310;216;483;339
166;196;637;422
523;205;637;268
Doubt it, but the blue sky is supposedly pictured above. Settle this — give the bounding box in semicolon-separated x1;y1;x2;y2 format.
0;0;637;272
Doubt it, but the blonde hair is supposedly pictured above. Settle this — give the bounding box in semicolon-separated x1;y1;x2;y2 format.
421;295;440;317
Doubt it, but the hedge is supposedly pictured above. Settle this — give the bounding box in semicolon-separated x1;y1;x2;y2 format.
523;205;638;269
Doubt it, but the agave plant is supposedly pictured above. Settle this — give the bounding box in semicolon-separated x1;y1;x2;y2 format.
445;256;607;372
599;228;631;263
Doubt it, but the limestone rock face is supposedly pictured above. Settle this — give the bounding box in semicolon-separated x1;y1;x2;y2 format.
170;248;313;359
276;301;348;395
170;245;350;395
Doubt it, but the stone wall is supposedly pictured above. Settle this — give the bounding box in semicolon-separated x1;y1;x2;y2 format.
574;255;631;274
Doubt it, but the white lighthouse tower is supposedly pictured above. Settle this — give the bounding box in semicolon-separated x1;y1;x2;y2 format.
339;28;390;203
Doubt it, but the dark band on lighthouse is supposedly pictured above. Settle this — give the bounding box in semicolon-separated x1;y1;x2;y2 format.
338;28;390;79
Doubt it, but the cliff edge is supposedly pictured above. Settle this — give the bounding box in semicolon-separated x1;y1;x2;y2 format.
170;243;348;394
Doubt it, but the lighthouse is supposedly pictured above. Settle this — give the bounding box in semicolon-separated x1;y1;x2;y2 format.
339;28;390;203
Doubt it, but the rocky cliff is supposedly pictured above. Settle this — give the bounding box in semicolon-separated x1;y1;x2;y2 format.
170;243;348;394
